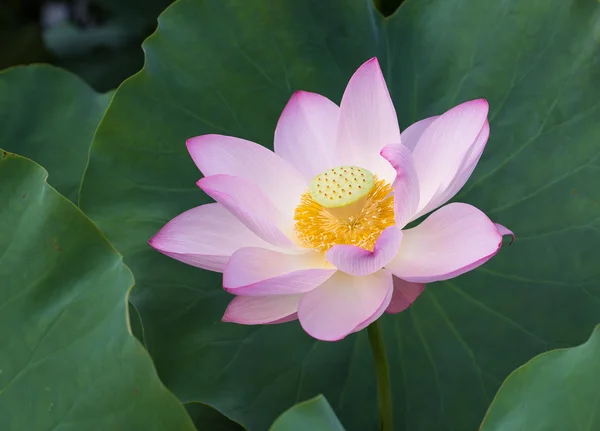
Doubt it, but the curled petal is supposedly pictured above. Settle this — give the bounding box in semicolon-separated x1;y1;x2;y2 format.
149;203;272;272
224;248;335;296
222;294;301;325
326;226;402;276
380;144;420;228
274;91;340;181
386;203;508;283
298;271;393;341
335;58;399;183
198;174;295;248
495;223;515;245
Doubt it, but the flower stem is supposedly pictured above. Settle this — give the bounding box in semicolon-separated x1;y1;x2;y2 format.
367;320;393;431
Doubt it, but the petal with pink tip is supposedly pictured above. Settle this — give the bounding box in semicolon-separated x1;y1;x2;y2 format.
385;277;425;314
381;144;420;228
386;203;507;283
411;99;489;216
187;135;306;219
222;294;301;325
149;203;273;272
274;91;340;181
326;226;402;276
416;120;490;219
336;58;399;183
224;248;335;296
198;174;295;248
298;271;393;341
351;277;394;332
400;116;438;152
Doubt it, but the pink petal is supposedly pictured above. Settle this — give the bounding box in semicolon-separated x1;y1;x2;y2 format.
326;226;402;276
198;174;295;248
400;116;438;152
386;203;507;283
274;91;340;181
335;58;399;183
351;278;394;332
417;120;490;218
411;99;489;217
385;277;425;314
380;144;420;228
459;120;490;179
495;223;515;244
298;271;393;341
149;203;272;272
222;294;301;325
187;135;306;219
223;248;335;296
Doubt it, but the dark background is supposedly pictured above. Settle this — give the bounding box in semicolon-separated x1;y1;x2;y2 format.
0;0;403;92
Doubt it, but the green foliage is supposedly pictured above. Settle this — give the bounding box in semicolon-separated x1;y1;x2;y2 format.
0;65;111;203
270;396;344;431
0;152;195;430
76;0;600;430
480;325;600;431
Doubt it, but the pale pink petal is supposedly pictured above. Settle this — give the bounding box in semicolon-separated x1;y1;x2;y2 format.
187;135;306;219
416;120;490;218
149;203;272;272
336;58;399;183
223;248;335;296
400;116;438;152
380;144;420;228
298;271;393;341
457;119;490;180
222;294;301;325
326;226;402;276
198;174;295;248
411;99;489;217
274;91;340;181
386;203;508;283
351;277;394;332
385;277;425;314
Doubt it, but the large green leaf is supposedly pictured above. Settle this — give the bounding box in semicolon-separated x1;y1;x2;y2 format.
270;396;344;431
79;0;600;429
0;151;195;430
480;325;600;430
0;65;150;344
0;65;112;203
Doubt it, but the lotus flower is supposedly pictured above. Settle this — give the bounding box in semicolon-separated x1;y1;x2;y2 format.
150;58;512;341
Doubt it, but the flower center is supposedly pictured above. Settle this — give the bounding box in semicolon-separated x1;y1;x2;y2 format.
294;165;395;252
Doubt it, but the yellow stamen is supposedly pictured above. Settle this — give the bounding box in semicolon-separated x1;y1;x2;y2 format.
294;166;395;252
